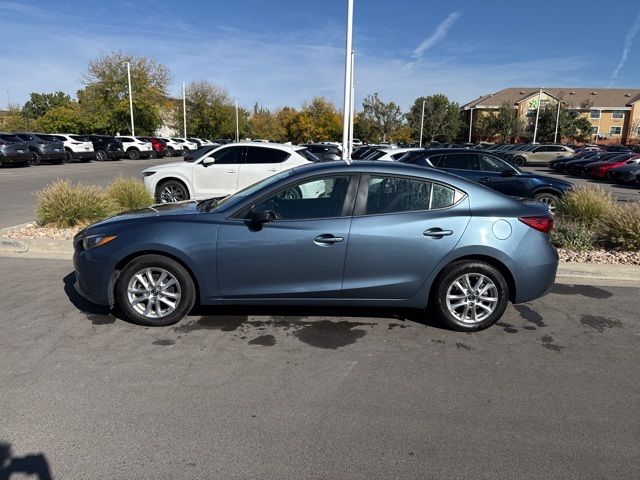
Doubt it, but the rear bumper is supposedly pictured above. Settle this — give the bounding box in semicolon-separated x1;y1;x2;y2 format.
0;152;30;164
106;149;125;159
40;151;66;161
71;151;96;160
512;233;559;303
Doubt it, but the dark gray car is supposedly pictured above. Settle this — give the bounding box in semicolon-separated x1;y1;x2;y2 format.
13;132;66;165
0;133;31;166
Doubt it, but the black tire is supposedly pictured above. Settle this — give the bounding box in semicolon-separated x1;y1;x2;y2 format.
156;179;189;203
128;148;141;160
29;151;41;166
513;156;526;167
533;192;559;214
64;150;74;163
167;147;175;157
432;261;509;332
115;254;196;327
96;150;108;161
149;151;157;159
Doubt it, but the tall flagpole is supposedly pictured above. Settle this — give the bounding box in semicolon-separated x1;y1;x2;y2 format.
419;100;425;147
341;0;354;162
349;51;355;157
468;107;474;143
126;62;135;136
554;100;561;143
235;101;240;143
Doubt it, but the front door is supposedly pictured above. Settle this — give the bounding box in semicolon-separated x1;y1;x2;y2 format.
342;175;469;299
192;145;244;198
217;175;354;298
472;153;528;197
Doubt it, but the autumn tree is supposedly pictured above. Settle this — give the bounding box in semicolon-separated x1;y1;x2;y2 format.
77;51;171;134
361;93;404;142
406;94;462;143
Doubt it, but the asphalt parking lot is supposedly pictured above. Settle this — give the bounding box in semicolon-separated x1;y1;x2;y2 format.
0;158;638;230
0;255;638;478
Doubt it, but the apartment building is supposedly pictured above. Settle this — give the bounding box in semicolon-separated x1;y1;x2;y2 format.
462;88;640;144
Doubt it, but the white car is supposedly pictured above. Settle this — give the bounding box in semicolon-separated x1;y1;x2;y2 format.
158;138;185;157
52;134;96;163
142;142;318;203
116;136;153;160
171;138;199;152
375;147;424;161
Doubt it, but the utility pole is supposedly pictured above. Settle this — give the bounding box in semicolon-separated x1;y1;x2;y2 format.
532;87;543;143
468;107;474;143
182;82;187;138
341;0;354;162
419;100;426;147
553;100;561;143
125;62;135;136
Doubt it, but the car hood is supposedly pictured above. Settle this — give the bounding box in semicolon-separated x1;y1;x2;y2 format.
77;201;200;236
142;161;192;172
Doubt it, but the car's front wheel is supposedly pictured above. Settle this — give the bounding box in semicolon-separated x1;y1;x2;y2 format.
513;156;526;167
128;148;141;160
433;261;509;331
95;150;107;161
533;192;559;215
115;255;196;326
156;180;189;203
29;151;41;166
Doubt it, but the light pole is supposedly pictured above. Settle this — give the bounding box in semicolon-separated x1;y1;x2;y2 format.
419;99;426;147
468;107;474;143
182;82;187;138
125;62;135;136
553;100;561;143
348;51;355;157
532;87;543;143
235;101;240;143
341;0;354;162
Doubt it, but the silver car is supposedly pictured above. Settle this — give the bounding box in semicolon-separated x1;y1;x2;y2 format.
508;145;574;166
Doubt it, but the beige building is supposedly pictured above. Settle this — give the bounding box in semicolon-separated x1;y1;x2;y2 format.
462;87;640;144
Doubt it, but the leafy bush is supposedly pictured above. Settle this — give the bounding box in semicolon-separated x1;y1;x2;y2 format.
551;220;597;252
35;179;115;228
106;176;154;212
555;185;615;226
599;203;640;251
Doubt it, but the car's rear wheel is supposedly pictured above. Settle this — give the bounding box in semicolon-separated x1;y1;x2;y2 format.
157;180;189;203
96;150;107;161
149;151;157;159
115;255;196;326
128;148;140;160
29;151;41;166
533;192;559;214
433;261;509;331
513;156;526;167
167;147;175;157
64;150;74;163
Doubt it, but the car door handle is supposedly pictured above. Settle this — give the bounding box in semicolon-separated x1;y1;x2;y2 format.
227;170;237;173
480;177;491;182
423;228;453;238
314;234;344;245
267;168;278;172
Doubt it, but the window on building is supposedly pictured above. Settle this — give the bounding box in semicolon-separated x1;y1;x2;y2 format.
611;111;625;119
589;110;601;119
610;126;622;135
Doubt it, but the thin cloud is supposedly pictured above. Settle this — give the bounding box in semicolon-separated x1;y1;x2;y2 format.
413;11;462;59
609;11;640;86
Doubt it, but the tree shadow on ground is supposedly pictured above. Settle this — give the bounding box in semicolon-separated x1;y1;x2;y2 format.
0;442;52;480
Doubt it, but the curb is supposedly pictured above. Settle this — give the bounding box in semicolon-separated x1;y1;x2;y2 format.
0;237;73;255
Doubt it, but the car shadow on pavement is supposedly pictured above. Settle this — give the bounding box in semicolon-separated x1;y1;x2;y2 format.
62;272;124;325
0;442;53;480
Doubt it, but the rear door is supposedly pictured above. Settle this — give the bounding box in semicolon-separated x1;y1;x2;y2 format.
474;153;528;197
192;145;244;198
342;174;470;299
237;146;289;190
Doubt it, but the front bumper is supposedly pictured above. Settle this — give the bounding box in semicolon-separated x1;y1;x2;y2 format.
106;149;125;159
73;247;114;306
0;152;30;164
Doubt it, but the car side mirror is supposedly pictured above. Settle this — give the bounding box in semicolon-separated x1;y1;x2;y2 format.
501;168;516;177
201;157;215;167
250;208;275;224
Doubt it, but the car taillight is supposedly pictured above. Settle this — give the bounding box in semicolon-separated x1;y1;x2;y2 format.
519;216;553;234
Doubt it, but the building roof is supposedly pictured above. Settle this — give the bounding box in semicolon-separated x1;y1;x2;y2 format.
463;87;640;109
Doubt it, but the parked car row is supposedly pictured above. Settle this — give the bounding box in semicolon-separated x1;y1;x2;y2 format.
548;150;640;185
482;143;575;167
0;132;223;167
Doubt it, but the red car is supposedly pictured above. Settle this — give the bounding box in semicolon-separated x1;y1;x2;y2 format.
584;154;640;179
138;137;167;158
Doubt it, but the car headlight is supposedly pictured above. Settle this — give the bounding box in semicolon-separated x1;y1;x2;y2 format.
142;171;156;177
82;234;117;250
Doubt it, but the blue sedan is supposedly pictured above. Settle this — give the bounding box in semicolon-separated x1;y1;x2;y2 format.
73;162;558;331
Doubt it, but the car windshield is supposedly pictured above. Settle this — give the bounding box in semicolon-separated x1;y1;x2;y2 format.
296;148;321;162
0;134;22;142
184;146;216;162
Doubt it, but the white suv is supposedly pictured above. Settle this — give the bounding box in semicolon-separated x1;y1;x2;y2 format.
117;136;153;160
171;138;199;152
142;143;318;202
51;134;96;163
159;138;185;157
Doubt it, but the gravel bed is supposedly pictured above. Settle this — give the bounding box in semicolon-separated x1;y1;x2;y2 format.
1;222;81;240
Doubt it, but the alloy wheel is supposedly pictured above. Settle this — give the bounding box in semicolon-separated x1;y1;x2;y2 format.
445;273;499;324
159;183;187;203
126;267;182;319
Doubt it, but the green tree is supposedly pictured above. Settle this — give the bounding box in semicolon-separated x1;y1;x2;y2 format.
492;102;525;141
532;100;596;143
22;91;72;121
473;112;499;140
406;94;462;143
35;102;85;133
77;51;171;134
0;105;27;131
361;93;404;142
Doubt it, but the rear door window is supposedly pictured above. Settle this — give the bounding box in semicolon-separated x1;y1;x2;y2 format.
439;153;475;170
244;146;290;164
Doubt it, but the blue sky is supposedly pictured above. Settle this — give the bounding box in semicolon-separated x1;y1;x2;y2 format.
1;0;640;111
